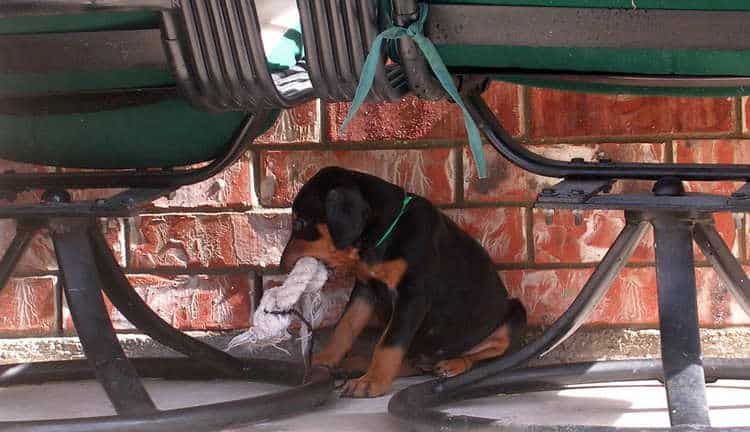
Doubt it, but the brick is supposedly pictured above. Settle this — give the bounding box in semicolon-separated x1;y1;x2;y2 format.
532;210;736;263
0;277;56;334
0;221;56;273
529;89;735;138
673;139;750;196
129;212;290;270
501;268;660;326
502;266;750;327
695;213;738;260
532;209;654;264
151;154;253;209
67;155;253;209
464;142;664;203
0;218;127;273
327;82;521;142
444;207;528;263
695;267;750;326
95;218;127;267
257;101;321;144
259;148;456;207
64;274;253;332
263;272;354;330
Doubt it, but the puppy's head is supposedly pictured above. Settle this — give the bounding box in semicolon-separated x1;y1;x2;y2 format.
280;167;372;273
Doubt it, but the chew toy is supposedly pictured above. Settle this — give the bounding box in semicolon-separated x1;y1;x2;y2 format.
226;257;329;361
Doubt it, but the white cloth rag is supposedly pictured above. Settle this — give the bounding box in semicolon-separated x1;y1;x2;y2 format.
226;257;328;354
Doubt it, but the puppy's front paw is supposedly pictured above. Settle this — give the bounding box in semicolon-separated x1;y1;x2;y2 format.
340;374;391;398
434;358;472;378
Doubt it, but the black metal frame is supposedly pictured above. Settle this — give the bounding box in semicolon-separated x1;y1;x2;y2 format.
0;213;334;431
0;108;328;431
390;183;750;430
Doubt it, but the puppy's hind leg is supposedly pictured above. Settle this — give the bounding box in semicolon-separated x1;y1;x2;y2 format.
434;299;526;378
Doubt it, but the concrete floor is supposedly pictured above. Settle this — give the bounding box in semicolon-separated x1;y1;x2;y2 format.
1;377;749;431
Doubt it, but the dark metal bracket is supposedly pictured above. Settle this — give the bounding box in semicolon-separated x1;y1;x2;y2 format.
537;178;615;206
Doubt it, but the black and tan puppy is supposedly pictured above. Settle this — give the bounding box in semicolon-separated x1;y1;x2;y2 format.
280;167;526;398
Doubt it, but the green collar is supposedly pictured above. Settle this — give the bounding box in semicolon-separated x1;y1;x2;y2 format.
373;192;414;249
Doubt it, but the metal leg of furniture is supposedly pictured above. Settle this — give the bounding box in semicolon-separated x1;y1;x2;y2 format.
88;223;248;378
693;218;750;316
652;213;711;426
389;209;748;430
0;221;39;292
0;217;335;432
51;219;157;416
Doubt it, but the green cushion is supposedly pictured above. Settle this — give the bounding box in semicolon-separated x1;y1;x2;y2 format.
0;100;251;169
428;0;750;96
429;1;750;11
0;11;289;168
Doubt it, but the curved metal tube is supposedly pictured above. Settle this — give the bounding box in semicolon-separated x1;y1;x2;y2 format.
88;223;249;377
466;93;750;181
389;358;750;432
0;359;333;432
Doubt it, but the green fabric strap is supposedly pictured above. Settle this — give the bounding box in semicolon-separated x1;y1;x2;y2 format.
374;193;415;249
339;3;488;179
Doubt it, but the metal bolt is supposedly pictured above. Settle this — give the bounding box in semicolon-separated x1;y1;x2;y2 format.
42;189;71;203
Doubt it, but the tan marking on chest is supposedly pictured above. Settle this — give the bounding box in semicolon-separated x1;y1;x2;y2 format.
356;258;408;290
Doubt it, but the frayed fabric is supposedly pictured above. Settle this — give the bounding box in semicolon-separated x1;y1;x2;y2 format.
226;257;329;355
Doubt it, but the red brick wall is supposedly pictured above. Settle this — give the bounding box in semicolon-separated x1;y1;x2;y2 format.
2;83;750;336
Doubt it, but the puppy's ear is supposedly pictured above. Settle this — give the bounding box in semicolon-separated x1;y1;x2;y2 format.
324;186;370;249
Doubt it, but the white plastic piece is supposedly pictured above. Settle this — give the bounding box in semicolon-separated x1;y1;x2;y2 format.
226;257;328;354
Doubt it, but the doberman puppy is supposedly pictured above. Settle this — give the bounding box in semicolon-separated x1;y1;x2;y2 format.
280;167;526;398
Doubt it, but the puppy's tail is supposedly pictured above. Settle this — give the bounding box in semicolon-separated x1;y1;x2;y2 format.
502;298;527;352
